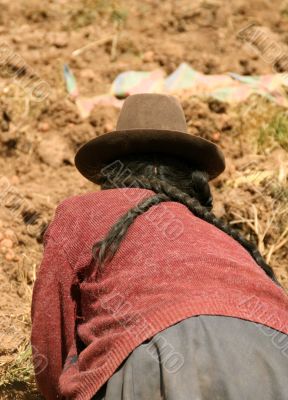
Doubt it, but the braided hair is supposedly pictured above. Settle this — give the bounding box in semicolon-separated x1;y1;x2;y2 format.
93;153;278;283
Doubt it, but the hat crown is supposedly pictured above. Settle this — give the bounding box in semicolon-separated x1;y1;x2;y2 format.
116;93;188;132
75;93;225;184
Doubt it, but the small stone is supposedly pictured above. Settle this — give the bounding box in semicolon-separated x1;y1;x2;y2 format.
0;232;4;241
0;246;7;254
37;135;73;168
213;202;226;218
103;122;114;132
11;175;20;185
38;122;50;132
49;32;68;48
212;131;221;141
5;250;15;261
4;229;16;242
208;99;227;114
142;51;154;63
80;69;95;80
1;238;13;248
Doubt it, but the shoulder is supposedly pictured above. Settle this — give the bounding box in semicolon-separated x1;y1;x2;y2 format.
44;187;153;243
54;187;153;214
42;191;104;266
43;191;101;244
55;191;102;218
43;188;154;267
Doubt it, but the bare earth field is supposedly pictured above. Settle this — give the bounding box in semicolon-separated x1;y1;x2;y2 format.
0;0;287;398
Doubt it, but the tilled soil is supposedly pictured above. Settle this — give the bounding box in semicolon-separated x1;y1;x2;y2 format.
0;0;287;398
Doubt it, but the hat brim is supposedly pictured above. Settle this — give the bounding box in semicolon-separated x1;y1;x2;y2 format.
74;128;225;183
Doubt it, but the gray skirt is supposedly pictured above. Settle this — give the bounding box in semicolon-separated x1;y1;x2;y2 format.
93;316;288;400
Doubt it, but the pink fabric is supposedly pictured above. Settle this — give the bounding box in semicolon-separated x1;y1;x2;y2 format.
31;188;288;400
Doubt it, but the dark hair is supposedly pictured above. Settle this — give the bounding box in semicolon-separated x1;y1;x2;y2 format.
92;153;278;283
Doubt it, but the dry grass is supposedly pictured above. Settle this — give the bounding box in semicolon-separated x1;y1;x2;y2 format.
258;111;288;151
221;97;288;286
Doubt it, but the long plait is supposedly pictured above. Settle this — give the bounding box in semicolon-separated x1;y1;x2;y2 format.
92;192;169;267
108;173;277;283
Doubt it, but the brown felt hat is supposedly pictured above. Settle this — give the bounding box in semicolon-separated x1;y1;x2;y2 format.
75;93;225;183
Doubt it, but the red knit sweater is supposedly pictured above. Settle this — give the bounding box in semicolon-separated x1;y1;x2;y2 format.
31;188;288;400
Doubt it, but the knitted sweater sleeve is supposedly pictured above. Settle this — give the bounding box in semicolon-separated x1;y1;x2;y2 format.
31;232;76;400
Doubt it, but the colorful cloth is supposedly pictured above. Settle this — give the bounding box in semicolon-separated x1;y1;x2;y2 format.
64;63;288;118
110;69;165;97
31;188;288;400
